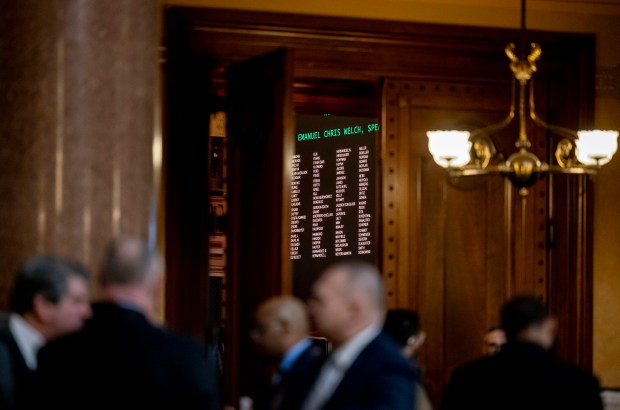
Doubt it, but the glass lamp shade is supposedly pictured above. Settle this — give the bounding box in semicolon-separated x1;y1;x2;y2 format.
576;130;619;166
427;130;471;168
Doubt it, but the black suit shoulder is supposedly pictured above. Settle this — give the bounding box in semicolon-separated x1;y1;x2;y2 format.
288;342;326;378
34;303;219;410
441;342;603;410
0;315;31;410
265;341;327;410
323;331;416;410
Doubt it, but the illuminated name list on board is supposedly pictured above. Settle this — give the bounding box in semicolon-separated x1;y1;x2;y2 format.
291;114;378;298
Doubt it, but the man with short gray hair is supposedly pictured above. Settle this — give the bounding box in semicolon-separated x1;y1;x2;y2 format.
0;255;91;409
32;236;220;409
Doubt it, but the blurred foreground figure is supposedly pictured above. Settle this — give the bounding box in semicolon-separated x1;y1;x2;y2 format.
383;309;433;410
299;259;416;410
482;326;506;356
251;295;325;410
0;255;91;409
441;295;603;410
32;236;220;409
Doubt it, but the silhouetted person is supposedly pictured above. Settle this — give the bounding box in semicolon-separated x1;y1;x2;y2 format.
440;295;603;410
299;259;416;410
383;309;433;410
482;326;506;356
32;236;220;409
250;295;326;410
0;255;91;409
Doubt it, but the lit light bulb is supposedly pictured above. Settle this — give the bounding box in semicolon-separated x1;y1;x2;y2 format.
575;130;618;166
427;131;471;168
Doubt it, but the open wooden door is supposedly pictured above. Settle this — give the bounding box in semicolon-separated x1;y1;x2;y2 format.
225;47;295;406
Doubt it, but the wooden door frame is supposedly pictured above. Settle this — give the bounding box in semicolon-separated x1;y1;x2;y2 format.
162;6;596;405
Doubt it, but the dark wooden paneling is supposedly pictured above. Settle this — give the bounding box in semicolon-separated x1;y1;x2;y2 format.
163;7;595;407
225;48;294;404
546;45;596;369
384;79;514;407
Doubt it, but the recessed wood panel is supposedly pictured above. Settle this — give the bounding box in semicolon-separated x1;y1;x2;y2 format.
383;78;555;407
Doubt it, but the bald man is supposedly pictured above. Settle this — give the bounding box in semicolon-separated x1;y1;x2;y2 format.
251;296;326;410
32;236;220;409
300;259;416;410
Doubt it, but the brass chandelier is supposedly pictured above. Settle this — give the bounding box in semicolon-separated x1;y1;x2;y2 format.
427;0;618;196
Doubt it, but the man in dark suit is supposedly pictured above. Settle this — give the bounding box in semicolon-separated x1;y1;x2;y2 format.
32;236;220;409
0;255;92;409
440;295;603;410
299;259;416;410
250;295;326;410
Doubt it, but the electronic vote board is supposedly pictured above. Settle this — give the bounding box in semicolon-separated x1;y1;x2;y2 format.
291;114;379;298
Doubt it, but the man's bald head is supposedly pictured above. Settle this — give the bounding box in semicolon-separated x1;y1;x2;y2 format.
251;295;310;357
256;295;310;335
324;260;386;313
308;259;386;347
100;236;163;288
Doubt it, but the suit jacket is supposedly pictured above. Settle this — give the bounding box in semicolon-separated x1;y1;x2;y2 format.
299;331;417;410
440;341;603;410
0;314;31;410
269;340;327;410
32;302;220;410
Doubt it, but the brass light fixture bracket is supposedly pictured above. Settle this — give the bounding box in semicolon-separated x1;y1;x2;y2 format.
427;0;617;196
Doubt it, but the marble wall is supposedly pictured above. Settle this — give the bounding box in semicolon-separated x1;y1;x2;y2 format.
0;0;158;306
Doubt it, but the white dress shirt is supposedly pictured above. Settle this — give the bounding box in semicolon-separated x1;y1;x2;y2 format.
8;313;45;370
301;325;381;410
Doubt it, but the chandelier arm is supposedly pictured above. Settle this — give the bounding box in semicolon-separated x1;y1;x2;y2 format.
426;0;617;190
528;79;579;140
470;114;514;140
470;77;517;140
547;164;598;175
447;163;512;177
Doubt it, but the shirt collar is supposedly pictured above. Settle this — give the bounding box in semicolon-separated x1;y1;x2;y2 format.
279;337;313;373
9;313;45;370
330;324;380;371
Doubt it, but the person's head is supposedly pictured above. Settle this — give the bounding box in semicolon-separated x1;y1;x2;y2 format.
307;259;386;348
9;255;92;341
383;309;426;359
483;326;506;356
250;295;310;358
100;236;164;318
500;295;555;350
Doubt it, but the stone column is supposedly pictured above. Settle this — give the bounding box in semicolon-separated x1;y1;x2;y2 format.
0;0;158;306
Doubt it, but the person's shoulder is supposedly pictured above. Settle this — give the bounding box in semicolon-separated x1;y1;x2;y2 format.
298;340;326;363
448;354;497;382
552;356;602;386
0;311;9;324
0;313;12;337
373;331;406;351
38;328;84;356
364;332;416;373
370;332;407;358
154;325;209;357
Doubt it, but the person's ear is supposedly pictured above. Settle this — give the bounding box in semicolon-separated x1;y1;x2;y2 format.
32;293;54;323
416;331;427;349
549;316;558;336
347;296;364;319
